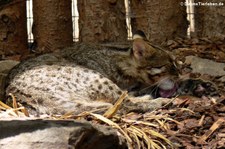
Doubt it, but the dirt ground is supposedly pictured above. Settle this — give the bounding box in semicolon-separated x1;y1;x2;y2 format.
160;37;225;148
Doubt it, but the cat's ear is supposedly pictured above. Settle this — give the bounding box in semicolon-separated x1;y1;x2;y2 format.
132;38;156;60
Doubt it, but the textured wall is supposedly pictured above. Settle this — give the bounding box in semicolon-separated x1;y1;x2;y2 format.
78;0;127;43
195;0;225;38
33;0;73;52
130;0;188;44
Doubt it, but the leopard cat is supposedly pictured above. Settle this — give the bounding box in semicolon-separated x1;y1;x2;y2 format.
5;31;178;115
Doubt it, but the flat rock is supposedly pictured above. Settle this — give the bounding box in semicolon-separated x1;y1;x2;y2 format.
0;119;126;149
0;60;19;99
0;60;19;73
185;56;225;76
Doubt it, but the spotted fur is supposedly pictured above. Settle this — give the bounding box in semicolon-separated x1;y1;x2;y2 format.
6;37;177;115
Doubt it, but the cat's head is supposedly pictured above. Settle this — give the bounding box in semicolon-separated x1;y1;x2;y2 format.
130;30;179;87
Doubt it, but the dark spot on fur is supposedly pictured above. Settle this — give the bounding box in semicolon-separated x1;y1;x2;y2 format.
57;86;64;91
95;79;99;83
72;83;77;88
98;85;102;90
65;68;72;73
104;81;109;85
91;70;97;74
105;90;109;94
30;85;35;88
76;103;81;107
37;98;44;104
99;75;104;78
76;79;79;83
109;86;113;90
86;77;90;81
41;88;50;92
21;83;26;87
117;90;122;95
77;73;80;77
84;69;89;73
66;82;72;89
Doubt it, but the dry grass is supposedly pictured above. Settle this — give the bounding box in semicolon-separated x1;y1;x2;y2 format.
0;92;177;149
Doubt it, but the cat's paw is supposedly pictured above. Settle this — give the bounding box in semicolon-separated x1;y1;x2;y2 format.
177;78;219;97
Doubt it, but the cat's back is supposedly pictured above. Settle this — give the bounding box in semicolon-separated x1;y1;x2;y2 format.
61;43;128;76
6;52;123;115
9;43;126;80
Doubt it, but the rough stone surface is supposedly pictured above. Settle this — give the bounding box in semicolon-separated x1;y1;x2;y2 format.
0;60;19;100
0;60;19;73
0;119;127;149
185;56;225;76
